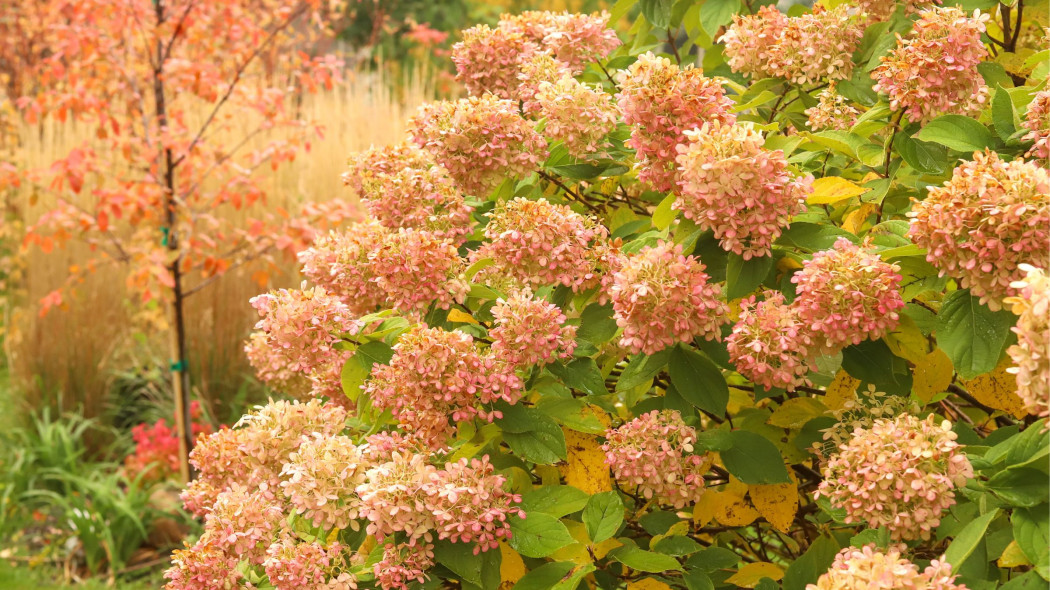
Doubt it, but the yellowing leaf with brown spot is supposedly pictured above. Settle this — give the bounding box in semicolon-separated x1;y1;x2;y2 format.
883;315;931;364
750;473;799;533
727;298;744;322
499;542;526;588
725;562;785;588
692;491;719;527
998;540;1032;568
960;359;1028;419
713;479;760;527
913;348;954;403
824;370;860;411
808;177;870;205
559;429;613;494
768;398;828;429
841;203;877;234
628;579;673;590
446;309;479;325
554;521;594;564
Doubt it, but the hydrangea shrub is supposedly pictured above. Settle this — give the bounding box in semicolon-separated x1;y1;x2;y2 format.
167;2;1049;589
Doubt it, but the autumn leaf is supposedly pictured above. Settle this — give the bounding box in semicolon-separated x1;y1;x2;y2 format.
913;348;954;403
824;370;860;411
499;542;526;588
960;358;1028;419
724;562;785;588
808;177;870;205
750;472;799;533
559;429;613;495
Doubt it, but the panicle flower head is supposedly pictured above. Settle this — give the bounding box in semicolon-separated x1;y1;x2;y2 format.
675;121;810;259
807;544;967;590
204;483;284;563
425;456;525;552
818;386;921;457
721;6;789;78
1005;265;1050;422
1022;87;1050;160
806;85;862;131
298;222;387;314
363;431;433;464
357;451;440;540
791;238;905;348
908;151;1050;308
476;197;610;290
529;76;618;156
616;52;736;192
766;5;863;85
726;292;817;391
452;24;537;98
517;51;575;107
499;11;621;71
603;410;709;508
164;537;244;590
872;7;990;122
409;96;548;196
345;144;474;241
281;434;369;530
374;542;434;590
264;537;347;590
815;414;973;541
247;284;362;402
369;228;468;313
608;241;728;355
490;292;577;368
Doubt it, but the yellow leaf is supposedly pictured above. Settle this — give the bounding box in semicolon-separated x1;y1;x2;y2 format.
750;474;799;533
883;315;931;364
446;309;479;325
768;398;828;429
712;480;760;527
960;359;1028;419
841;203;877;234
725;562;785;588
998;540;1032;568
913;348;954;403
727;297;744;322
824;370;859;411
559;429;613;495
808;177;870;205
692;491;719;527
628;580;673;590
499;542;527;587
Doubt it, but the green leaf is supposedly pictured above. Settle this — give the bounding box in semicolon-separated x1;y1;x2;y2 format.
986;468;1050;507
549;358;607;396
669;345;729;417
915;115;996;152
936;289;1016;380
583;491;624;543
509;513;575;558
700;0;740;37
640;0;674;28
841;339;913;397
720;431;791;484
498;406;568;464
520;485;590;519
726;254;773;299
653;535;704;556
896;134;947;174
1012;505;1050;579
782;536;840;590
548;163;610;180
577;303;619;345
944;509;999;569
536;397;608;434
512;561;576;590
433;540;493;587
608;545;684;572
684;571;715;590
991;85;1018;141
341;356;370;402
617;349;672;392
653;193;677;231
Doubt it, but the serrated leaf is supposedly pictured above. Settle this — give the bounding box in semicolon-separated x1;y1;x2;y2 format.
808;177;870;205
669;345;729;417
750;477;799;533
913;348;954;403
560;429;614;495
509;513;574;558
725;562;784;588
915;115;996;152
653;193;677;231
944;509;999;569
608;546;683;572
936;289;1015;380
720;431;791;484
768;398;828;429
583;491;624;543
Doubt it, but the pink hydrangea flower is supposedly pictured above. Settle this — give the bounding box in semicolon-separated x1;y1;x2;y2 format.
872;7;990;123
247;284;362;402
369;228;468;314
490;291;578;369
808;544;968;590
374;542;434;590
281;434;369;530
721;6;788;79
204;483;284;563
500;11;621;72
475;197;610;291
908;151;1050;309
1006;265;1050;423
409;95;548;196
616;52;736;192
341;142;432;196
529;75;618;156
607;241;728;355
298;223;388;314
164;537;244;590
805;85;861;131
815;414;974;541
791;238;905;349
1022;88;1050;161
517;51;575;108
264;536;348;590
603;410;709;508
675;121;810;259
727;292;817;391
856;0;940;22
425;456;525;552
452;24;538;98
357;451;441;540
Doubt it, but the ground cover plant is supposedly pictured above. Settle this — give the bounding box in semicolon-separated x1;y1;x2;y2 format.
40;0;1050;589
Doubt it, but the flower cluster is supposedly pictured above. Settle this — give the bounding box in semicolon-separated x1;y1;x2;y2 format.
375;542;434;590
817;386;921;457
1023;88;1050;160
855;0;940;22
264;537;353;590
808;545;967;590
607;241;728;355
124;401;213;483
529;76;618;156
805;85;861;131
426;457;526;552
872;7;990;123
364;325;523;447
281;434;368;530
247;285;362;402
791;237;905;348
452;24;537;98
908;151;1050;308
345;143;474;241
675;121;810;259
490;292;577;368
409;95;548;196
165;538;244;590
1006;265;1050;423
726;292;816;391
518;51;575;107
205;484;285;563
616;52;736;192
298;222;388;315
815;414;973;541
603;410;709;508
500;11;621;72
475;197;610;290
722;6;862;84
